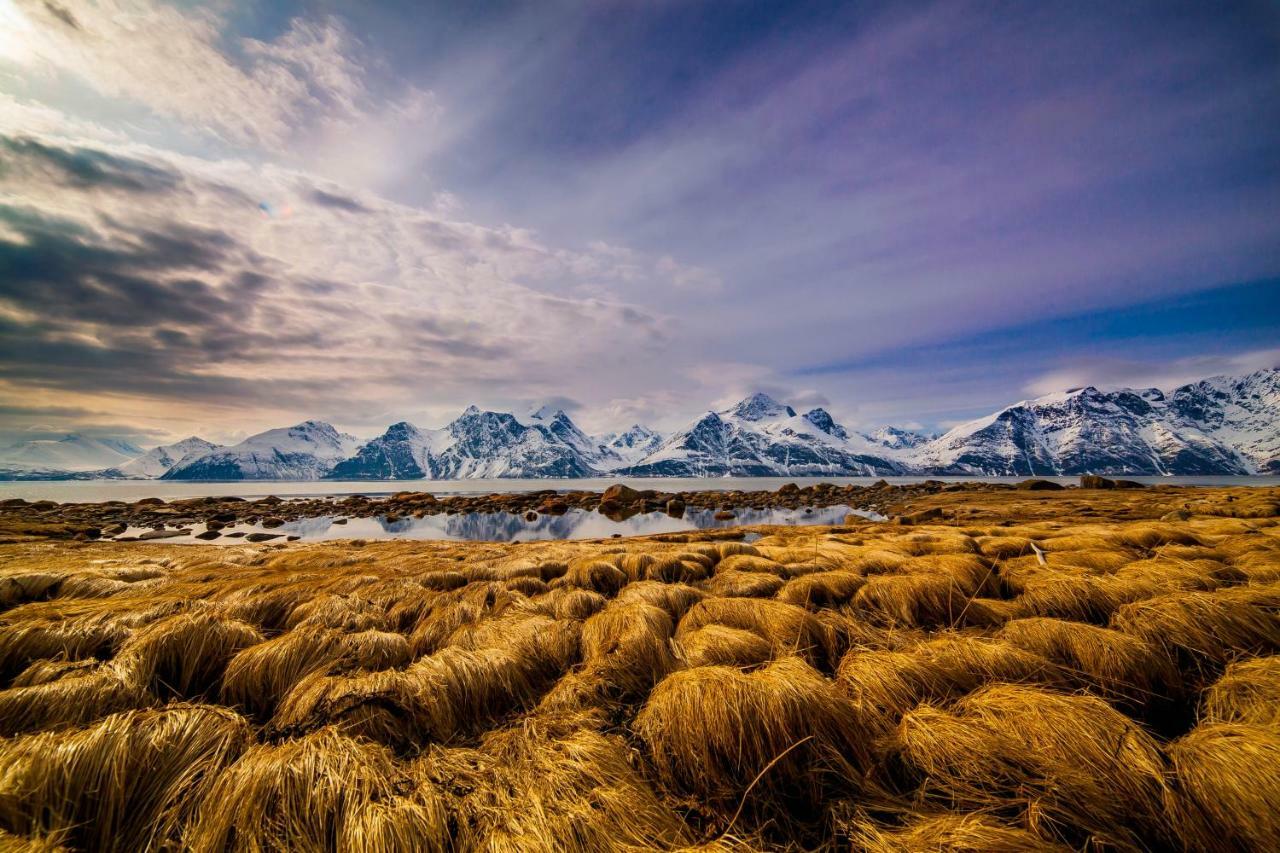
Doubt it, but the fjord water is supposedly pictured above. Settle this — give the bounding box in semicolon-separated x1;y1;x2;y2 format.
119;505;872;544
1;475;1278;504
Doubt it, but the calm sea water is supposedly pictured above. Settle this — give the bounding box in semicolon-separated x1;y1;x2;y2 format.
0;475;1276;504
117;505;881;544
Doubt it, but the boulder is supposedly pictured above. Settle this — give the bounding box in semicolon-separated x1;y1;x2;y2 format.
601;484;643;506
1080;475;1116;489
1015;479;1065;491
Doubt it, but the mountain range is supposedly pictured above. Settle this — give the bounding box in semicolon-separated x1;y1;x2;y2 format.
1;368;1276;481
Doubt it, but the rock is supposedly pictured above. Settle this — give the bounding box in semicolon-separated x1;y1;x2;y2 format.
666;499;686;518
134;498;165;506
332;518;348;525
601;483;643;508
195;530;221;540
713;510;736;521
104;523;128;536
1080;475;1115;489
138;529;183;540
287;535;300;541
524;511;538;522
210;512;238;524
1015;479;1065;491
246;532;281;542
1113;479;1146;489
777;483;800;495
205;519;226;531
261;517;285;528
539;500;570;516
225;531;246;538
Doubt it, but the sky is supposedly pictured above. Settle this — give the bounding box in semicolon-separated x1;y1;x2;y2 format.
0;0;1278;447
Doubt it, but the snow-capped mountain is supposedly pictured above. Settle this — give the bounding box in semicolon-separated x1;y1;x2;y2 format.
5;368;1275;482
1167;370;1279;473
864;426;934;450
327;421;438;479
619;393;908;476
907;369;1278;475
163;421;360;480
118;437;220;479
594;425;665;467
326;407;600;480
0;434;142;472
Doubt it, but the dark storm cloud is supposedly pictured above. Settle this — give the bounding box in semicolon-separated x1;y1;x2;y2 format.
0;206;241;329
309;188;372;213
0;136;180;193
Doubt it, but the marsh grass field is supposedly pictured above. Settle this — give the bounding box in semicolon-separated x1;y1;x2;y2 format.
0;484;1277;851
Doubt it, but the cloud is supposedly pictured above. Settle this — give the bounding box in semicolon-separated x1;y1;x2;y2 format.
1023;348;1280;398
4;1;425;153
0;122;706;439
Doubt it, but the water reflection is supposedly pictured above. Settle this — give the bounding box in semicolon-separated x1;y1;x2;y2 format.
129;504;880;544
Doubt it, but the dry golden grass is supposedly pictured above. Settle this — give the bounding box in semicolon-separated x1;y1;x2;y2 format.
0;485;1276;850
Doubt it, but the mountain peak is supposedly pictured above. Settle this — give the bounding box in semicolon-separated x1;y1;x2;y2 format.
803;408;847;438
727;392;795;421
462;405;480;416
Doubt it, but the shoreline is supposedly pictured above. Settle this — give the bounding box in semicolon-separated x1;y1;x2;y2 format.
2;477;1277;544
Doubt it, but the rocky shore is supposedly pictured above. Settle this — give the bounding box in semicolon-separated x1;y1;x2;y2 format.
1;476;1274;544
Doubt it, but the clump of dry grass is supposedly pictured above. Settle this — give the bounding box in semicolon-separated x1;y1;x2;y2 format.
274;617;578;749
0;665;152;736
677;624;773;669
836;636;1065;735
113;612;262;699
1165;722;1280;851
1015;575;1120;624
714;553;789;577
285;593;389;631
704;569;785;598
558;558;628;596
634;658;869;818
893;684;1174;849
1200;655;1280;725
188;726;449;852
853;574;1005;629
843;811;1071;852
1110;586;1280;677
997;616;1179;709
614;580;705;620
676;598;836;670
221;626;347;718
0;705;250;851
777;571;866;609
426;711;693;851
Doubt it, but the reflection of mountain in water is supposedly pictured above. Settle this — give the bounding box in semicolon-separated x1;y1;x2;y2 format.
257;504;865;543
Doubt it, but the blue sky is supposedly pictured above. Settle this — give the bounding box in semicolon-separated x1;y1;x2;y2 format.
0;0;1277;444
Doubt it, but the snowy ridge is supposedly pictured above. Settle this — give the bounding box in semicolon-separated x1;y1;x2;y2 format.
118;437;220;479
163;421;360;480
8;368;1277;480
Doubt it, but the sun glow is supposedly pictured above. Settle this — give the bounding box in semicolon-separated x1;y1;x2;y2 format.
0;0;38;64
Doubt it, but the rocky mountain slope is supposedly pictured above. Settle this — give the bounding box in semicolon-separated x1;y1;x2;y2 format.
619;393;907;476
910;369;1278;475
